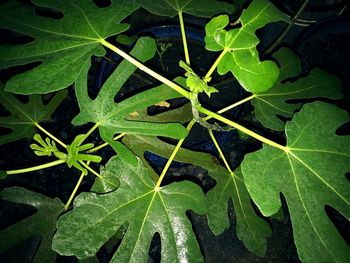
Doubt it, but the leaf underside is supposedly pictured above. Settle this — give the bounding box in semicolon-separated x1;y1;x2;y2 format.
0;0;139;94
52;154;206;263
252;47;343;130
204;0;289;93
138;0;233;18
0;187;64;263
124;134;271;256
241;102;350;262
0;83;67;145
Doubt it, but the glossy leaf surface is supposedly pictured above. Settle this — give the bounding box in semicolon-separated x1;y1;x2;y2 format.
124;134;271;256
0;0;139;94
252;47;343;130
204;0;289;93
0;83;66;145
73;37;188;140
52;154;206;262
0;187;64;263
241;102;350;262
138;0;232;18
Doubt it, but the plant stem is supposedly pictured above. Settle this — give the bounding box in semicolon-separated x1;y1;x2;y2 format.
64;171;85;211
101;39;286;152
78;161;103;179
6;160;65;175
100;39;191;99
178;11;190;65
87;133;126;153
204;94;255;121
264;0;310;54
208;129;233;173
204;49;227;81
155;119;196;189
35;123;67;148
78;122;101;146
197;105;287;151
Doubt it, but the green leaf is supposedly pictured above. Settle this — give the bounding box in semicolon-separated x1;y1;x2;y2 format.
179;60;218;97
0;83;67;145
73;37;188;140
138;0;232;18
0;187;64;263
204;0;289;93
241;102;350;262
52;155;206;262
0;0;139;94
123;135;271;256
252;47;343;130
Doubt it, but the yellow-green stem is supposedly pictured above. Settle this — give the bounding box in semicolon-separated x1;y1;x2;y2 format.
101;39;190;99
204;94;255;121
204;49;228;81
178;11;190;65
155;119;196;189
35;123;67;148
79;161;103;179
78;122;101;146
6;159;65;175
102;39;287;152
87;133;126;153
198;106;287;151
64;171;85;210
208;129;233;173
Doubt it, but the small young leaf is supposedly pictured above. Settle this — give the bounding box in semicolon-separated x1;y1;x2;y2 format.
252;47;343;130
204;0;289;93
0;83;67;145
73;37;188;140
0;0;139;94
52;155;206;262
241;102;350;262
179;60;218;97
0;187;64;263
138;0;233;18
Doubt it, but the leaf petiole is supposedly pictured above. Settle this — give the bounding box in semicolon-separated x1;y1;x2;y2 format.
64;171;86;211
178;11;190;65
197;105;288;151
35;123;67;148
76;122;101;147
203;94;256;122
204;49;228;82
78;161;103;179
155;119;196;189
100;39;191;98
6;160;65;175
208;129;233;174
87;133;126;153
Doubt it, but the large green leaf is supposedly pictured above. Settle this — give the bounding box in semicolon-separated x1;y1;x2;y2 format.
0;187;64;263
241;102;350;262
123;134;271;256
138;0;232;18
252;47;343;130
204;0;289;93
52;154;206;262
73;37;188;140
0;83;67;145
0;0;139;94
